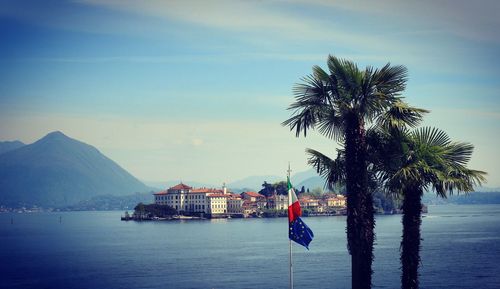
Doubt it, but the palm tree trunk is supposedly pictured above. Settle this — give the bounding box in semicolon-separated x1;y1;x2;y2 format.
345;113;374;289
401;187;422;289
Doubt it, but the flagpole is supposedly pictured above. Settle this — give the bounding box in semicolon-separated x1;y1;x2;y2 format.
287;163;293;289
290;238;293;289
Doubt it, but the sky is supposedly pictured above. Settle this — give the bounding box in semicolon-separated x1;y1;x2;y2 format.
0;0;499;187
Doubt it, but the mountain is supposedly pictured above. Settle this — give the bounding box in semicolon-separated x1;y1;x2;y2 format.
291;169;318;184
297;176;325;190
223;169;324;191
423;191;500;205
144;180;217;191
227;175;282;191
0;140;25;155
0;131;150;208
146;168;326;193
61;192;154;211
474;186;500;192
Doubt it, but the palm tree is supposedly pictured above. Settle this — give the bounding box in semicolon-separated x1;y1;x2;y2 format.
283;55;424;289
376;127;486;289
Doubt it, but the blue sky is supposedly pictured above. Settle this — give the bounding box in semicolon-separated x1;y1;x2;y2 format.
1;0;499;187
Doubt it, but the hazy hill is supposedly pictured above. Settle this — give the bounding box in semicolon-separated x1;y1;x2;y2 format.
423;191;500;205
146;168;327;193
0;140;25;155
297;176;325;191
0;131;150;208
144;180;217;191
291;169;318;184
227;175;282;191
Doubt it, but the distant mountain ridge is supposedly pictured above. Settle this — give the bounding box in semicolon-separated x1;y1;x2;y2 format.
423;191;500;205
0;140;25;155
227;175;282;191
152;169;325;192
297;176;325;190
144;180;217;191
0;131;150;208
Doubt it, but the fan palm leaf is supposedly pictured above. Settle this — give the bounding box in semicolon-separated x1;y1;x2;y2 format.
306;148;345;190
376;125;487;289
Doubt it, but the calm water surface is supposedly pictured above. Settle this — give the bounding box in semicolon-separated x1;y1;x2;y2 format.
1;205;499;289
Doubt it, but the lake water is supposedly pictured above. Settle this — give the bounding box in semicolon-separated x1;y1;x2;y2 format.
1;205;499;289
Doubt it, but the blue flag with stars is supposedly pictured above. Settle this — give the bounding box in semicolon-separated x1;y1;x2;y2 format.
289;217;314;249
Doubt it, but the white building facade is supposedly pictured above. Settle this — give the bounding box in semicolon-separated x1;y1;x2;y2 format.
154;183;243;216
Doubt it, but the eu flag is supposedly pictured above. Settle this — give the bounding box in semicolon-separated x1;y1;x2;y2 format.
289;217;314;249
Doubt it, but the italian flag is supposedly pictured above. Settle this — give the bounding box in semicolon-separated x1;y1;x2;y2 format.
287;175;314;249
287;176;301;222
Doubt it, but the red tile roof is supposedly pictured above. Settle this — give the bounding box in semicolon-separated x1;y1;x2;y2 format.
208;193;229;198
169;183;192;190
153;190;168;195
242;200;257;207
191;188;223;194
243;191;264;198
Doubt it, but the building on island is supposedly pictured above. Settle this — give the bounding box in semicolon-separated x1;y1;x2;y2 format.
207;193;228;214
266;193;288;210
326;195;346;207
241;191;264;202
153;182;347;218
153;184;213;214
227;194;244;214
299;197;320;210
241;191;267;209
242;200;259;216
153;183;243;217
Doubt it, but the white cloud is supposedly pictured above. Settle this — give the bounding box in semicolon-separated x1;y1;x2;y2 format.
290;0;500;43
78;0;394;51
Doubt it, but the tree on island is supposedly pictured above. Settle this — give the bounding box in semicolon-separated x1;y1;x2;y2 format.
258;181;274;197
134;202;177;219
274;181;288;195
283;55;425;289
373;126;486;289
300;187;325;198
258;181;292;197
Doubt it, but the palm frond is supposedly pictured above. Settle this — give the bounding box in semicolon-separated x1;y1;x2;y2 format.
312;65;330;82
282;73;332;137
412;127;451;148
327;55;361;99
426;166;485;198
358;64;410;123
316;110;346;141
371;63;408;96
306;148;345;190
380;125;487;199
375;100;428;130
443;142;474;166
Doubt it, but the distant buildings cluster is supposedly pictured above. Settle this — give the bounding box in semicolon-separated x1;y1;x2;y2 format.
153;183;346;217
